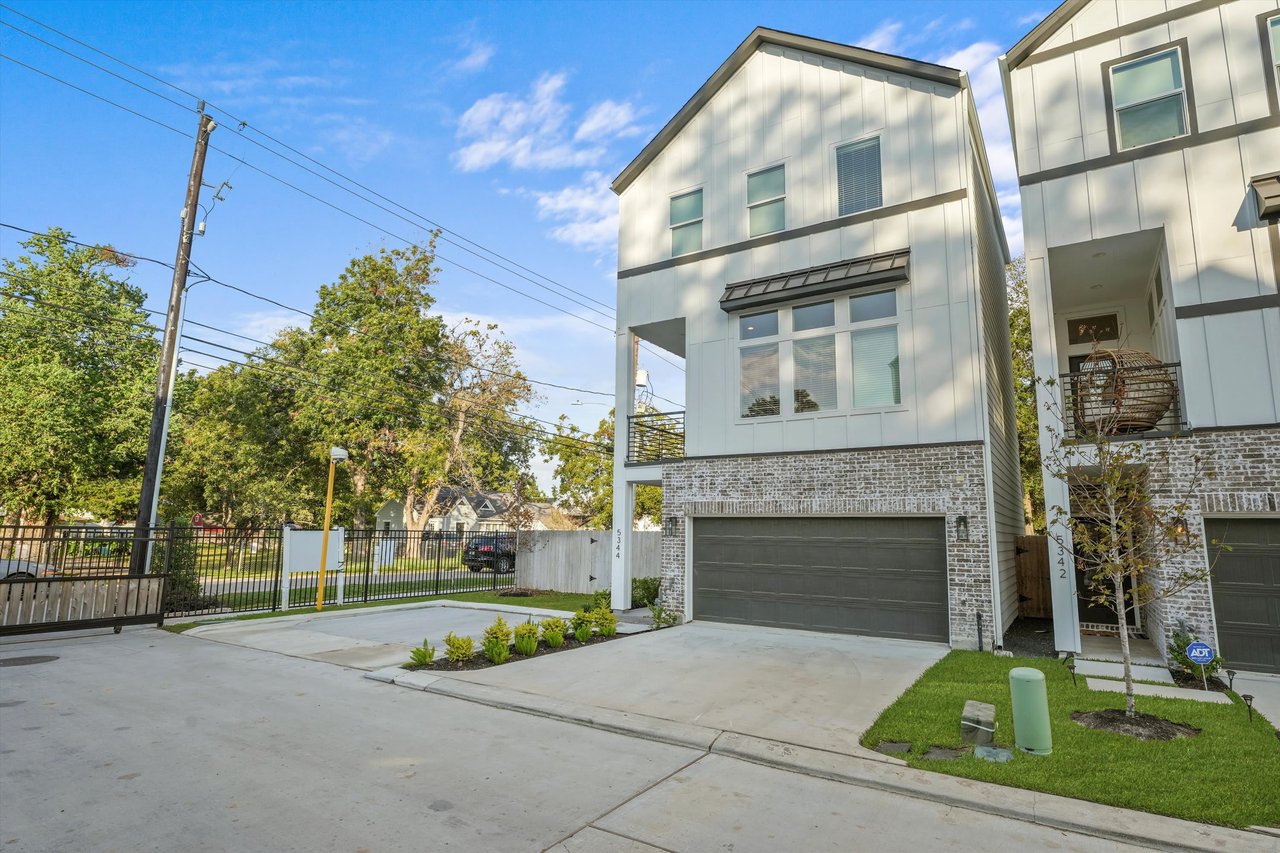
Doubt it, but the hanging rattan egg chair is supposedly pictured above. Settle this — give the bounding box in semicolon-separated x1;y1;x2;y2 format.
1075;348;1176;434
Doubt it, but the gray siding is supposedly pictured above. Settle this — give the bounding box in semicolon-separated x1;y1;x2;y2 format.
972;160;1025;636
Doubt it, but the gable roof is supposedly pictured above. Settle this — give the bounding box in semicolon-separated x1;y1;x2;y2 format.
611;27;965;195
1002;0;1087;71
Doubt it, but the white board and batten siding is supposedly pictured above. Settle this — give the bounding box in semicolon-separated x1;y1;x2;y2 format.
517;531;659;595
1010;0;1280;430
616;43;994;457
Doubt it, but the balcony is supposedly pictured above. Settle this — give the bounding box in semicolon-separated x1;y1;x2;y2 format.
627;411;685;463
1060;358;1185;440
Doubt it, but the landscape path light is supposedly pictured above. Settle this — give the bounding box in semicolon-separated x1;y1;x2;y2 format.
317;446;348;610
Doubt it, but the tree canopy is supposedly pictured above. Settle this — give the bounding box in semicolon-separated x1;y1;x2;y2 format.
547;410;660;530
1008;257;1046;533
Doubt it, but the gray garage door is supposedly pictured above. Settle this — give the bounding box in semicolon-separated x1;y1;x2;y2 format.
692;516;948;642
1207;519;1280;674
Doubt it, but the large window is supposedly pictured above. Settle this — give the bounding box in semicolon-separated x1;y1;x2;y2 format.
1109;48;1188;150
670;190;703;257
836;137;882;216
735;291;904;419
1270;17;1280;95
747;165;785;237
850;291;900;408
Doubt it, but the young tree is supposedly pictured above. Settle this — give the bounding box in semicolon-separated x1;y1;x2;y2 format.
547;410;661;529
1040;365;1211;717
0;228;159;526
1007;257;1045;533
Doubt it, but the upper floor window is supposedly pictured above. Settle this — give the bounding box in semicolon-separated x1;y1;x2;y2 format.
747;165;785;237
670;190;702;257
836;138;882;216
1110;48;1188;150
1269;17;1280;94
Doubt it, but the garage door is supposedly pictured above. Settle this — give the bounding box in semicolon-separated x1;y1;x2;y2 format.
692;516;948;642
1207;519;1280;674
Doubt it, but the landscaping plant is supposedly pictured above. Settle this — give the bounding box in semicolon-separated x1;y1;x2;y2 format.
539;616;566;648
408;639;436;667
1040;357;1213;718
589;588;611;611
570;610;593;643
513;620;539;656
592;606;618;637
482;615;513;664
649;603;680;629
1168;622;1222;677
632;576;661;608
443;631;475;663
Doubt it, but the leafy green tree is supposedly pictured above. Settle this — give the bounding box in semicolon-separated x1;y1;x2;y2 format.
547;410;660;529
0;228;158;524
1008;257;1045;533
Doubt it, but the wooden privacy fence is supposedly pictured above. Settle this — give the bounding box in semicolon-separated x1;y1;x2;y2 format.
0;575;167;636
1015;535;1053;619
516;531;660;594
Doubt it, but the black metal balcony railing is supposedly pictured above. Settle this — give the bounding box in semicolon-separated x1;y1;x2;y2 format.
627;411;685;463
1060;360;1186;439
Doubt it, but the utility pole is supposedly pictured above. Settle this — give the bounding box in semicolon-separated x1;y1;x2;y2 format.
130;105;217;573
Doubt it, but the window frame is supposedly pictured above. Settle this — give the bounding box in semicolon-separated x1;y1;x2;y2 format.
669;187;704;258
1262;12;1280;115
832;134;884;219
745;163;786;238
1102;41;1196;154
732;287;908;422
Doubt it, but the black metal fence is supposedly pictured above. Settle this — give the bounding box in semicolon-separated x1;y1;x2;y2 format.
627;410;685;463
1059;361;1185;439
0;524;516;618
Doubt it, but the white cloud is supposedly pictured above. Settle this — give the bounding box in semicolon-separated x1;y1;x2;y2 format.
860;21;903;54
236;309;299;342
453;40;495;74
453;72;639;172
533;172;618;252
1017;11;1048;26
314;114;396;164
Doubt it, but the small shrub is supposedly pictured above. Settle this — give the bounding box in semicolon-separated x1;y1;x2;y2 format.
483;636;511;664
570;609;593;634
1168;623;1222;676
649;603;681;629
632;576;661;608
443;631;475;663
592;606;618;637
408;639;435;667
514;620;539;656
483;615;513;647
589;588;611;611
540;616;566;648
574;622;592;643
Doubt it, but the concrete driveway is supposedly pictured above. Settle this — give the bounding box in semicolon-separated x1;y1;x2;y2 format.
449;621;948;757
1235;670;1280;731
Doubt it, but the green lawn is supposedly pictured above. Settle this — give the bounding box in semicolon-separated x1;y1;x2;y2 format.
163;589;597;633
861;651;1280;829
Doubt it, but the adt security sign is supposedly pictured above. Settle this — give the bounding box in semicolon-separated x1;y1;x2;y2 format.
1186;641;1214;665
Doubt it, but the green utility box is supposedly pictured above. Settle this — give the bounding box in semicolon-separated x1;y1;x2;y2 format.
1009;667;1052;755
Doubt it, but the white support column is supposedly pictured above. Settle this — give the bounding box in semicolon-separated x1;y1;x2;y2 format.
611;328;637;611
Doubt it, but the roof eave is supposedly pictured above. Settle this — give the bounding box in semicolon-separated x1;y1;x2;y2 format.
1003;0;1088;71
611;26;964;196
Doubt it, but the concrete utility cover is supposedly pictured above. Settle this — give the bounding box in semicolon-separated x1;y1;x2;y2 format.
0;655;58;667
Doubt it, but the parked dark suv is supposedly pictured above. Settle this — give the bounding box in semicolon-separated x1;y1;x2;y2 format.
462;533;516;573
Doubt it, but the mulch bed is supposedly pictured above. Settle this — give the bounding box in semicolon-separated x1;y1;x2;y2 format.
1071;709;1200;741
405;633;624;672
1169;669;1229;692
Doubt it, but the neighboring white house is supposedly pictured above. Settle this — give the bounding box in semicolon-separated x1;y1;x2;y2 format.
608;27;1022;650
374;489;569;533
1001;1;1280;671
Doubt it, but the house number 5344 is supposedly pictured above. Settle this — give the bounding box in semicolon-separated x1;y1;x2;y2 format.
615;527;622;559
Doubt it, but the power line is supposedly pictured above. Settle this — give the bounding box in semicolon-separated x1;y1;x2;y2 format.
0;15;686;374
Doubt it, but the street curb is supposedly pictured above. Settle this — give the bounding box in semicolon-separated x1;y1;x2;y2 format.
422;678;719;752
711;733;1275;853
379;672;1276;851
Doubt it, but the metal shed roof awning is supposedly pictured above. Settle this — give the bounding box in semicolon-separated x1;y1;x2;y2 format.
719;249;910;313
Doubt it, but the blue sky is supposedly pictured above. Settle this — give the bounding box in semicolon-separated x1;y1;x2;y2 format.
0;0;1048;489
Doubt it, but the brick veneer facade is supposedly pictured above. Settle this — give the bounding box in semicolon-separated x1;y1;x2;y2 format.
1127;425;1280;662
659;441;997;649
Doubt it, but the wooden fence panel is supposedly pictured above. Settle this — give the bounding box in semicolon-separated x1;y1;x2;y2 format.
1015;535;1053;619
516;531;660;594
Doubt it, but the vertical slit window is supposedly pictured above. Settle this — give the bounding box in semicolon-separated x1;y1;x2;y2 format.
836;138;882;216
740;343;780;418
670;190;703;257
1110;49;1188;150
1270;17;1280;94
747;165;785;237
793;335;837;413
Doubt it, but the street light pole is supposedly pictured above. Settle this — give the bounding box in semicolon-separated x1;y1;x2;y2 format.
317;447;347;610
